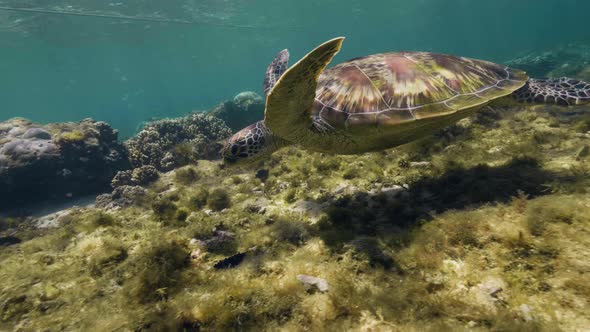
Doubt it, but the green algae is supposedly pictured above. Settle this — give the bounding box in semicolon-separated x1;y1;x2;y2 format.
174;166;201;185
1;106;590;331
206;188;231;211
55;130;86;144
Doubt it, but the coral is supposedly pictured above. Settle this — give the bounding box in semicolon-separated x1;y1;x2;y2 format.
95;185;148;209
125;113;231;171
208;91;265;132
111;165;159;188
131;165;159;185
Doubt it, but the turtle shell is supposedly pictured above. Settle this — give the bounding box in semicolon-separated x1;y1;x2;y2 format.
312;52;528;133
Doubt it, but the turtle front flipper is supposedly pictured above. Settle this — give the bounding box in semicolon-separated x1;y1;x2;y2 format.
511;78;590;106
265;37;345;142
263;49;290;96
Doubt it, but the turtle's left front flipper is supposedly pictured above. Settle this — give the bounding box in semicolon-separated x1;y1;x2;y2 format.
265;37;344;141
512;78;590;106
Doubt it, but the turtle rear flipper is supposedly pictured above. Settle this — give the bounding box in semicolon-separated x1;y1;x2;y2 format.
512;78;590;106
263;49;290;96
265;37;344;141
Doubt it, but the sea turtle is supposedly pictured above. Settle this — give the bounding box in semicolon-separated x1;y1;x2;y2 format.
222;37;590;164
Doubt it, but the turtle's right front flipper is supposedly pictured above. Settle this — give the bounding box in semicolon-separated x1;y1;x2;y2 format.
512;78;590;106
264;49;290;96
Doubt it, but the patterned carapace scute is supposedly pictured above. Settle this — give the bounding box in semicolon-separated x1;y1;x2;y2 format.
312;52;528;131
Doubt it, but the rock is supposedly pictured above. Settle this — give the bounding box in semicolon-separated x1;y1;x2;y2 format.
478;277;506;296
574;133;590;139
190;249;202;260
0;118;130;210
290;200;326;222
255;169;269;182
489;287;503;298
125;113;231;171
519;304;534;322
22;128;51;140
487;146;504;154
466;276;507;313
34;209;73;229
296;274;329;292
214;252;247;269
409;161;431;168
332;182;359;195
246;201;268;214
208;91;265;132
196;230;236;252
381;185;405;200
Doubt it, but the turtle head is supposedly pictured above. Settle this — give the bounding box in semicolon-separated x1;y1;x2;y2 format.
221;121;289;166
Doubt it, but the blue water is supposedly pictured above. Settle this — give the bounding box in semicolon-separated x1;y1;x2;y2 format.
1;0;588;137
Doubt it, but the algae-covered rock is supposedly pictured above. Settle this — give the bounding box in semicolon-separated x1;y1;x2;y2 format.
0;117;130;210
297;274;329;292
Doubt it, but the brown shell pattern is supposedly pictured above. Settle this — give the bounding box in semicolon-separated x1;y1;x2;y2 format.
312;52;528;131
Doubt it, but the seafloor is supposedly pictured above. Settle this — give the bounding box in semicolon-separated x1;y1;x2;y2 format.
1;104;589;331
1;50;590;331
